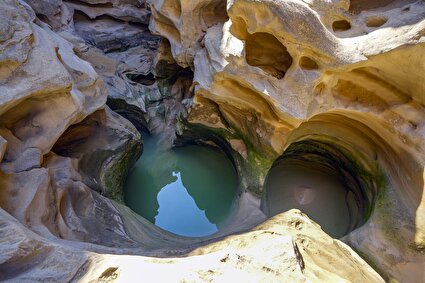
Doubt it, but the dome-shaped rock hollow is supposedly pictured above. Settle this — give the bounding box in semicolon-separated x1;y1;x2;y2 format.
332;20;351;32
264;139;380;238
299;56;319;70
124;133;239;237
365;16;388;28
244;32;293;79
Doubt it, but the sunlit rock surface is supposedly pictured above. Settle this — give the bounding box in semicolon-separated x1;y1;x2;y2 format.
182;0;425;280
0;0;424;282
148;0;229;67
77;210;383;282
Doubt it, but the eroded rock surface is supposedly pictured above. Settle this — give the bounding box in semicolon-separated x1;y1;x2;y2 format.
0;0;424;282
77;210;383;282
152;0;425;280
148;0;229;67
53;107;143;202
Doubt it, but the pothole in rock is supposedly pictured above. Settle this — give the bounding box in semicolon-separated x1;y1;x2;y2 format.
264;139;379;238
124;133;238;237
332;20;351;32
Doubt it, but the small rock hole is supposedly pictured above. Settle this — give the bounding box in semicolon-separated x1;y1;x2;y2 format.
365;16;387;28
332;20;351;32
245;32;293;79
299;56;318;70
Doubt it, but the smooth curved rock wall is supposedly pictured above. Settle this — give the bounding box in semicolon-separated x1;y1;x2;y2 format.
157;0;425;280
0;0;423;282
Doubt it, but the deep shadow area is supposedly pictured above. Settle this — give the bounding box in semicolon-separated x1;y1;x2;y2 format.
265;139;380;238
245;32;293;79
332;20;351;32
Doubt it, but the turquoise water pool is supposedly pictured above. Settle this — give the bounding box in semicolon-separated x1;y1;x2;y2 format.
124;134;238;237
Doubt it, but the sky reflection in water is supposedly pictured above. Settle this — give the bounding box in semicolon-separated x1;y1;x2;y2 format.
124;134;238;237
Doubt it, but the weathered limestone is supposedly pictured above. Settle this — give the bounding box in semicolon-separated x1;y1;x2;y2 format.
0;0;424;282
152;0;425;280
53;107;143;202
0;0;107;171
148;0;229;67
75;210;384;283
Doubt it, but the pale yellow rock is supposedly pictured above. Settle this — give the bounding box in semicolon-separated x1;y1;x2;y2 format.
164;0;425;281
0;0;424;282
77;210;384;283
0;0;107;165
148;0;229;67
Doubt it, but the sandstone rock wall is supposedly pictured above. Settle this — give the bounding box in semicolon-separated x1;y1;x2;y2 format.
149;0;425;280
0;0;423;282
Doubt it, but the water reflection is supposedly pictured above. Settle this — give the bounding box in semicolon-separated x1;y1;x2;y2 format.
124;134;238;237
266;163;350;238
155;171;217;237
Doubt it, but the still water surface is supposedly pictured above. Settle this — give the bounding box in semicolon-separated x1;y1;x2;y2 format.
266;163;350;238
124;134;238;237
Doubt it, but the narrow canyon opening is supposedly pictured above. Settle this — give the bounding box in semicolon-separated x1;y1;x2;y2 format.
124;132;238;237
